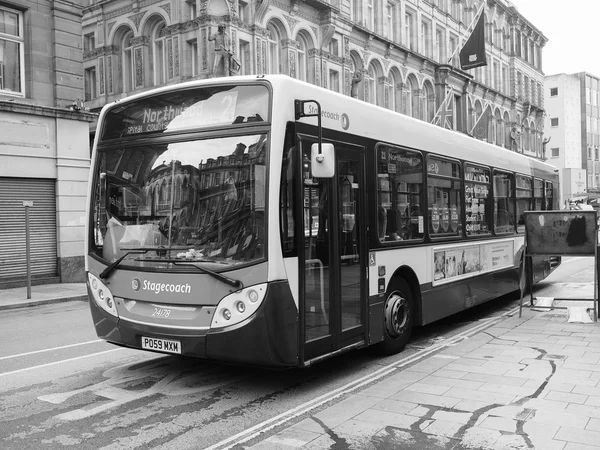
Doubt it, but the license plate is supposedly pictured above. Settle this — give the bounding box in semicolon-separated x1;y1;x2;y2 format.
141;336;181;354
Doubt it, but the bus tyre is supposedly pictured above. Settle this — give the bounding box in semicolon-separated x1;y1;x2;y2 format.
376;278;413;356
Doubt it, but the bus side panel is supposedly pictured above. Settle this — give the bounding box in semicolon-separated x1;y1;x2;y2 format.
419;268;519;325
206;281;298;367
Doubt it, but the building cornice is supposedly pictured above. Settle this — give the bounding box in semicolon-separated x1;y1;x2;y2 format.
0;101;97;122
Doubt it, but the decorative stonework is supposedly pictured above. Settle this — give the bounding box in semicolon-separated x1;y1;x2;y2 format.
256;39;261;73
174;35;180;77
399;66;407;80
345;68;350;96
107;55;113;93
288;49;295;77
322;60;327;89
251;25;270;38
361;50;369;65
99;56;105;95
159;3;171;18
202;28;207;70
343;35;350;59
84;45;120;61
107;21;116;36
315;59;320;87
282;38;299;49
283;14;299;31
256;0;271;23
134;47;144;87
130;36;150;46
129;11;146;31
167;38;174;78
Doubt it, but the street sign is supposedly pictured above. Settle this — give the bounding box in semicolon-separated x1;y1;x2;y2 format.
23;201;33;207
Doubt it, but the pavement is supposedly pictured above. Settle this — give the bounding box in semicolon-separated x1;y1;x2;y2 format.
2;282;600;449
241;287;600;450
0;282;87;310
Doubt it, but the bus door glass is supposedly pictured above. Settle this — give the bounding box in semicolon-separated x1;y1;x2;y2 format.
301;141;366;361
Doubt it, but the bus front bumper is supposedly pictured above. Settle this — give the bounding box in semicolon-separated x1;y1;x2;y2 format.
88;281;298;367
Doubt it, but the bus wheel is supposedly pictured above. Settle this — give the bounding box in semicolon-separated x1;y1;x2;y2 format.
376;278;414;355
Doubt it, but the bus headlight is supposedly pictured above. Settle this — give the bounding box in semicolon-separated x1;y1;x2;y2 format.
87;273;118;317
211;283;267;329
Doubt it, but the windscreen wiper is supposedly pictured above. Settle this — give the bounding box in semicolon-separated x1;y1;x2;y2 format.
99;246;192;279
153;259;243;289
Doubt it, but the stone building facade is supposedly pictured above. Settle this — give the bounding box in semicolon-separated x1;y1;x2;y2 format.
0;0;95;287
81;0;546;153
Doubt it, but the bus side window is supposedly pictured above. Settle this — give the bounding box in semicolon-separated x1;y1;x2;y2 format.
376;145;423;242
493;171;515;234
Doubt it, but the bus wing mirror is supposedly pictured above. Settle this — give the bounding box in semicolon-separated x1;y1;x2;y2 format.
311;143;335;178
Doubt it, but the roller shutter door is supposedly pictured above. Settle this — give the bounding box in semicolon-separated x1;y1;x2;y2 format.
0;178;58;280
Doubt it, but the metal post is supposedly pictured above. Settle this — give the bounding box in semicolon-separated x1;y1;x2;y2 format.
25;203;31;299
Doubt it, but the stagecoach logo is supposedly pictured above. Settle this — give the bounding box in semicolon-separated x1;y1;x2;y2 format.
131;277;192;295
132;278;141;292
341;113;350;130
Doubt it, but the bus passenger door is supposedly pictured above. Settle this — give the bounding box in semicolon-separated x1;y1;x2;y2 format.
301;142;367;363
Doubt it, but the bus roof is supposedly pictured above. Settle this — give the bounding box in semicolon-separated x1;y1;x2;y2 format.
98;74;558;179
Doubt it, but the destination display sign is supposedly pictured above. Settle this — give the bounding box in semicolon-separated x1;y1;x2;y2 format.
100;84;270;141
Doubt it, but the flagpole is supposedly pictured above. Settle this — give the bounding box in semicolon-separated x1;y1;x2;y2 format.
446;1;486;65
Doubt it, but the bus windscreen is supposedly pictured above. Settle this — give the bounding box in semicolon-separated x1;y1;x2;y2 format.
99;84;270;141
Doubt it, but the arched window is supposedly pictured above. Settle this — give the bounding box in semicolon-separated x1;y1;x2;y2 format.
406;76;418;118
503;112;511;148
152;22;167;85
388;71;399;112
423;82;435;123
296;32;309;82
267;24;281;74
365;65;376;104
122;30;135;91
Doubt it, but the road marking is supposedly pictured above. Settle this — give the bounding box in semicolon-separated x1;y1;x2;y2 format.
0;339;104;361
0;348;124;377
205;306;520;450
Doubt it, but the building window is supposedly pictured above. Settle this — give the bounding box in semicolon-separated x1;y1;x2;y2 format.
122;30;135;91
84;67;97;101
366;0;375;30
296;34;308;81
186;0;197;20
551;147;559;158
550;117;559;127
267;24;281;74
187;39;198;77
152;23;168;85
238;0;249;22
405;11;415;51
550;87;558;97
386;2;395;40
84;32;95;52
329;38;338;56
0;6;24;95
449;35;458;67
329;70;340;93
421;20;431;58
366;66;376;104
239;39;251;75
435;29;443;63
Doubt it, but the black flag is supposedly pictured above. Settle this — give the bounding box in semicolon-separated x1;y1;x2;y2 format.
459;10;487;70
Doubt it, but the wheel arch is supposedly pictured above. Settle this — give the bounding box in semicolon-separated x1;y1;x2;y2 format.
389;265;423;326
